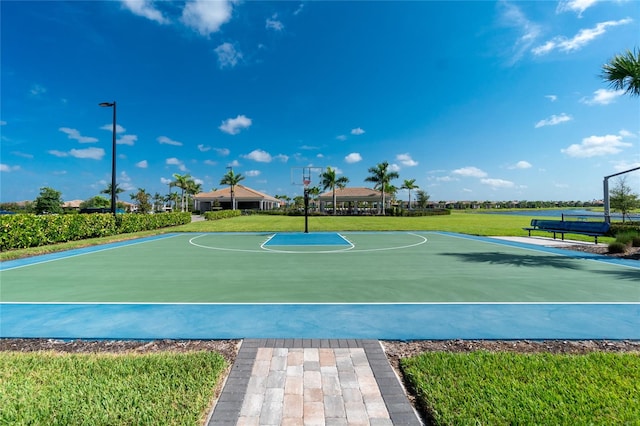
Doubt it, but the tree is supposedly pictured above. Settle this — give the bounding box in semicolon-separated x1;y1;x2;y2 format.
185;179;202;212
307;186;321;211
602;48;640;97
171;173;192;212
416;190;431;209
80;196;110;210
130;188;152;214
152;192;164;213
100;183;125;208
220;169;245;210
401;179;419;209
34;187;63;214
320;167;349;215
609;176;639;222
364;161;399;215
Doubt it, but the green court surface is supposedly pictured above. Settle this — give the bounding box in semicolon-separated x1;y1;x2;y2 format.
2;232;638;303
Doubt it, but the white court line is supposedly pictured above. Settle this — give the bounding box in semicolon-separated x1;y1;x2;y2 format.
3;302;638;305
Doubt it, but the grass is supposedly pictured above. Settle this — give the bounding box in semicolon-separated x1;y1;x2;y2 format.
0;351;227;426
402;351;640;425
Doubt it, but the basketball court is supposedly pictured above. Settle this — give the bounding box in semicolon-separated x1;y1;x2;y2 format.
1;231;638;340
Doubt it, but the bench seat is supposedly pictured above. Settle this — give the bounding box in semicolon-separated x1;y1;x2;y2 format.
523;219;610;244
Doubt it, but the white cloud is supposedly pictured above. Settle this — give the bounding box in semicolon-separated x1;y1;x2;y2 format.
166;157;187;171
214;42;243;69
120;0;168;24
345;153;362;164
351;127;365;135
30;84;46;97
611;160;640;173
197;144;211;152
275;154;289;162
535;113;572;128
117;134;137;146
498;2;542;64
436;176;458;182
389;163;401;173
293;3;304;15
219;115;252;135
452;166;488;178
545;95;557;102
508;160;533;170
396;153;418;167
48;150;68;157
160;177;172;185
181;0;234;36
562;134;632;158
11;151;33;159
243;149;272;162
69;147;105;160
59;127;98;143
245;170;261;177
118;171;135;191
0;120;6;125
532;18;633;55
0;164;20;172
266;14;284;31
556;0;598;17
101;123;126;133
157;136;183;146
481;178;515;188
336;135;347;141
204;159;217;166
136;160;148;168
228;159;240;167
215;147;230;156
581;88;625;105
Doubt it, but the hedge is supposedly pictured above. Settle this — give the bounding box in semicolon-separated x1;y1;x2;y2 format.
203;210;242;220
0;212;191;250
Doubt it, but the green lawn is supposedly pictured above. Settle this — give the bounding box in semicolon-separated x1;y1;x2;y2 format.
402;351;640;425
0;351;227;426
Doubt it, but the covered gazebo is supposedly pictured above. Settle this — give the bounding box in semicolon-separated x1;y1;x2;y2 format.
193;184;280;211
318;187;383;214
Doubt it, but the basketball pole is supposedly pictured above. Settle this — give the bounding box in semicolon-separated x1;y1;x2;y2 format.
304;186;309;234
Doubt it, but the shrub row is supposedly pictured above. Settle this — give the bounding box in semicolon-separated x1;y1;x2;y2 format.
203;210;242;220
0;212;191;250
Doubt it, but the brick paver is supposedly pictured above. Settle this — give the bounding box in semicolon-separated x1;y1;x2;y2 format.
208;340;421;426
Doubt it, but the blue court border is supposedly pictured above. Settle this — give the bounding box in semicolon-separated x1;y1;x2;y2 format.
1;232;638;340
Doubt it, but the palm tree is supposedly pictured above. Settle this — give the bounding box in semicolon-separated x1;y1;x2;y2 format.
602;48;640;97
320;167;349;215
185;180;202;212
416;190;430;209
220;169;245;210
401;179;419;210
364;161;399;215
307;186;321;211
100;183;125;207
171;173;192;212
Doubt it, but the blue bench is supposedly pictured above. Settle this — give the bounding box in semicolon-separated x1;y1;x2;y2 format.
523;219;610;244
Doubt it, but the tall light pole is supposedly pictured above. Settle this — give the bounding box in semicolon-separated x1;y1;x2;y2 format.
99;101;117;217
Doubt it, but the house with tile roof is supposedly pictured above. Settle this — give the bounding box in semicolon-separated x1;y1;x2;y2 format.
193;184;280;211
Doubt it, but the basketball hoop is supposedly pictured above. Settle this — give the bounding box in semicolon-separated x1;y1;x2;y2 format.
303;179;311;188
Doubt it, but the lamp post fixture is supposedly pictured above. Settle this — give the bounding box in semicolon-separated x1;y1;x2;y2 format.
99;101;117;217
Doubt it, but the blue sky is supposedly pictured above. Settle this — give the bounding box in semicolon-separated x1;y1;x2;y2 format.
1;0;639;204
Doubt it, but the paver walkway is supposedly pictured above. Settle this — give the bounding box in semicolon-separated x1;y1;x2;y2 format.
208;339;422;425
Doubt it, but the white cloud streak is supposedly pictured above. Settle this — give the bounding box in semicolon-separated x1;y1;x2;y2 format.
59;127;98;143
157;136;183;146
581;88;625;105
214;42;243;68
532;18;633;55
396;153;418;167
535;113;572;128
243;149;272;162
452;166;487;178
